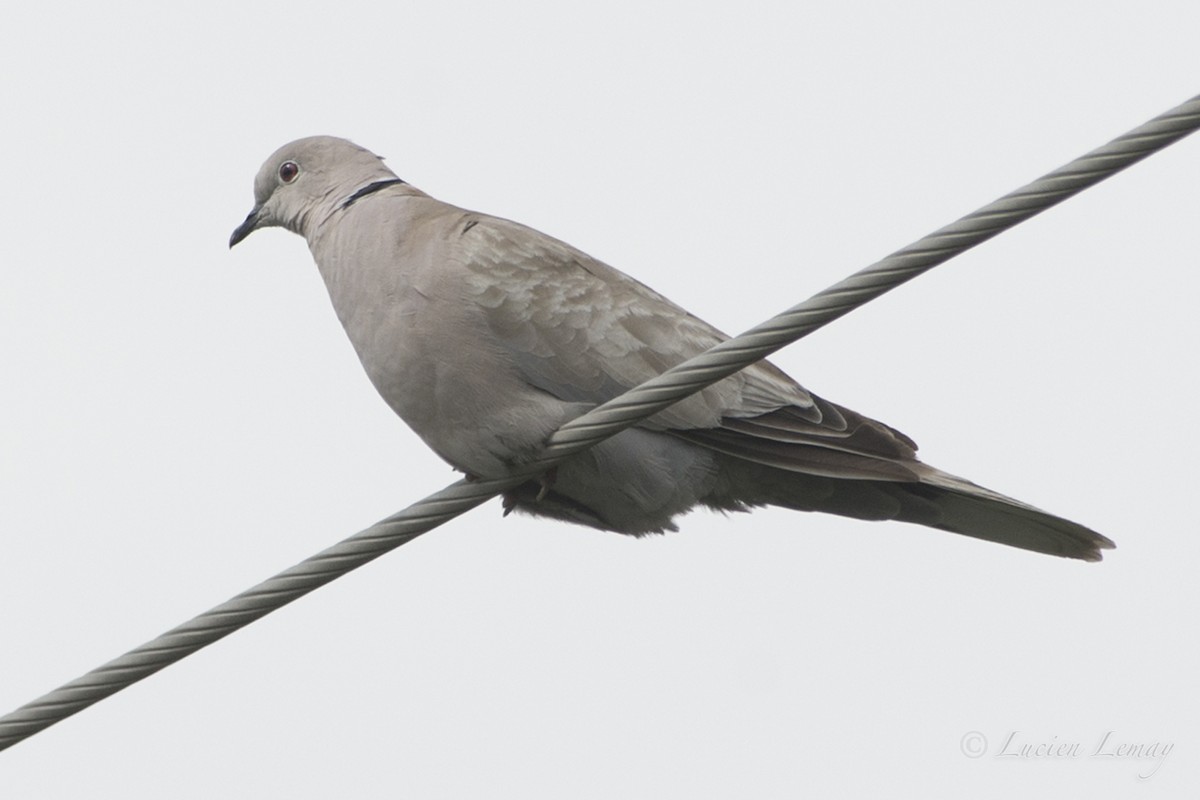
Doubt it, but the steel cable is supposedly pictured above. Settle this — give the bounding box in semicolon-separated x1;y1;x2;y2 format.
2;94;1198;751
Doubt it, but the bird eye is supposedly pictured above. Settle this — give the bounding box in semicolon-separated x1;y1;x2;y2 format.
278;161;300;183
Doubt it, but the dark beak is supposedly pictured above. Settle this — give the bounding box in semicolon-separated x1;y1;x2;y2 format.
229;206;262;248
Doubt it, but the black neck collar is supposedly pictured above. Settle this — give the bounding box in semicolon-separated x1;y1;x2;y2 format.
341;178;406;210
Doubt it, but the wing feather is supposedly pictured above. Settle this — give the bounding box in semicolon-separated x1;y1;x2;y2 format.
457;215;819;429
456;214;921;477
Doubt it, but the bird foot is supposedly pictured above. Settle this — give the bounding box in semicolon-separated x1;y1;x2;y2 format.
535;467;558;502
499;468;558;518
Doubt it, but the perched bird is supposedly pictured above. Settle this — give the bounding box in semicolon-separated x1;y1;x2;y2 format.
231;136;1113;561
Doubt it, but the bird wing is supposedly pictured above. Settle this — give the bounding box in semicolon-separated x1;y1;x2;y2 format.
455;213;921;479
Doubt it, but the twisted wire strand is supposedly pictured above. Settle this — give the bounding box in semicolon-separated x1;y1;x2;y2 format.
3;95;1198;752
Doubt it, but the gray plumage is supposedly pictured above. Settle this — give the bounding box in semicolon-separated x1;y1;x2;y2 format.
231;136;1114;561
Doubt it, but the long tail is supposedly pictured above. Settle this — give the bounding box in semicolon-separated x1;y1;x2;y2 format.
712;458;1114;561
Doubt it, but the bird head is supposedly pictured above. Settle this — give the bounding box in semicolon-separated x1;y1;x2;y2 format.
229;136;396;247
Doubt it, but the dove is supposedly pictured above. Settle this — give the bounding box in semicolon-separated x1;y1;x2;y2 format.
231;136;1114;561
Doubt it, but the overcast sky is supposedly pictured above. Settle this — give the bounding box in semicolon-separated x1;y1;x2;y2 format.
2;3;1198;798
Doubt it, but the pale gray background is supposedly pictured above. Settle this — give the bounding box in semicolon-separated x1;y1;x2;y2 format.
1;2;1197;797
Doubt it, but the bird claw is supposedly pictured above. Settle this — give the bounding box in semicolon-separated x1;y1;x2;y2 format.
535;467;557;502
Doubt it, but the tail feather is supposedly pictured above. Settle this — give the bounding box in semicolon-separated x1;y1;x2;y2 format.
711;459;1114;561
903;464;1114;561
